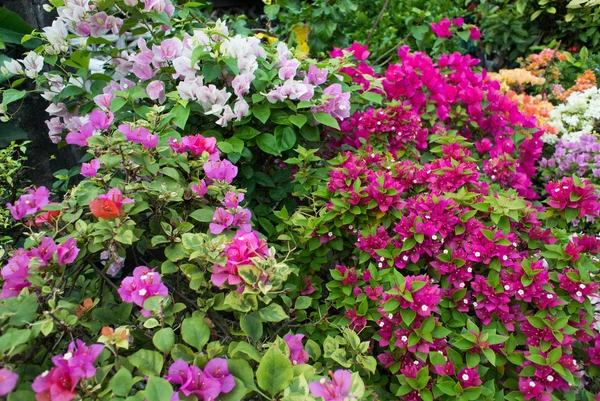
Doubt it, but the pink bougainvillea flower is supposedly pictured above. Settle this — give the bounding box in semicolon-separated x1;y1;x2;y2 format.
32;366;78;401
431;18;452;38
118;266;168;317
209;208;234;234
284;334;309;365
469;26;482;40
222;191;244;208
203;159;238;183
458;368;482;388
51;339;104;380
0;369;18;396
309;370;353;401
65;122;96;147
6;186;50;220
57;238;80;266
191;180;208;197
80;158;101;177
88;109;114;130
204;358;235;393
211;230;271;287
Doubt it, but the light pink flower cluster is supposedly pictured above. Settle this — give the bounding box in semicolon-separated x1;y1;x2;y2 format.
117;266;168;317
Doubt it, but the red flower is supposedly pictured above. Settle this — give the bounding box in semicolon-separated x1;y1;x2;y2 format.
89;199;120;219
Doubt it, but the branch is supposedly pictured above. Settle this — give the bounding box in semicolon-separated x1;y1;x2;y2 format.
366;0;391;45
90;262;120;292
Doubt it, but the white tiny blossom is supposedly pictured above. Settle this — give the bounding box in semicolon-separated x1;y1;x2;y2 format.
547;375;554;382
474;252;481;257
138;289;147;296
401;336;408;342
462;374;469;381
473;302;478;307
63;352;73;360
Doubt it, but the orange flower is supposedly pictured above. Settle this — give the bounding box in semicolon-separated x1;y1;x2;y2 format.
74;298;94;318
89;199;120;219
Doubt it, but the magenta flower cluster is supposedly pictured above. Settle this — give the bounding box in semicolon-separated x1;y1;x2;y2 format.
32;340;104;401
165;358;234;401
6;186;51;221
209;192;251;234
117;266;168;317
211;230;271;289
1;236;79;298
545;177;600;219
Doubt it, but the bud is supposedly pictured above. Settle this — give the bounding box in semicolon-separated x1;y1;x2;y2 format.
43;4;53;12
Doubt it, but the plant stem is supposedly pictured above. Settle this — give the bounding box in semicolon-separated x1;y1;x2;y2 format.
366;0;391;45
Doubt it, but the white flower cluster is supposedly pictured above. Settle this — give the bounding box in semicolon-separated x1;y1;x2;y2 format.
544;87;600;144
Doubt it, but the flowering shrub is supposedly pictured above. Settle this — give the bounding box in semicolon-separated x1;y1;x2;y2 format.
544;87;600;144
1;2;600;401
274;43;600;400
0;1;373;400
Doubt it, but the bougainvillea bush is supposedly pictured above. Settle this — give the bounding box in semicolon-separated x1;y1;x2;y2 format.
2;2;600;401
0;1;373;400
272;44;600;400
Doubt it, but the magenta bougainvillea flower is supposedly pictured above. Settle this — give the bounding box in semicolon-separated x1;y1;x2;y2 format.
6;186;50;220
284;333;309;365
165;359;234;400
211;230;271;288
118;266;169;316
32;341;104;401
545;177;600;219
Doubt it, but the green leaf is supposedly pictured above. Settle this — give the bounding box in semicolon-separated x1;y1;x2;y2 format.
110;97;127;112
0;8;36;46
289;114;308;128
223;57;240;75
240;313;263;342
181;316;210;351
202;61;221;82
171;105;190;129
128;350;163;376
189;208;214;223
313;112;340;130
2;89;26;106
252;104;271;124
0;124;28;147
300;124;320;141
153;328;175;353
256;346;294;396
146;377;173;401
360;91;383;104
258;303;288;322
256;133;280;155
234;126;261;139
400;308;416;326
110;368;133;397
227;359;255;390
275;126;297;152
295;296;312;310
